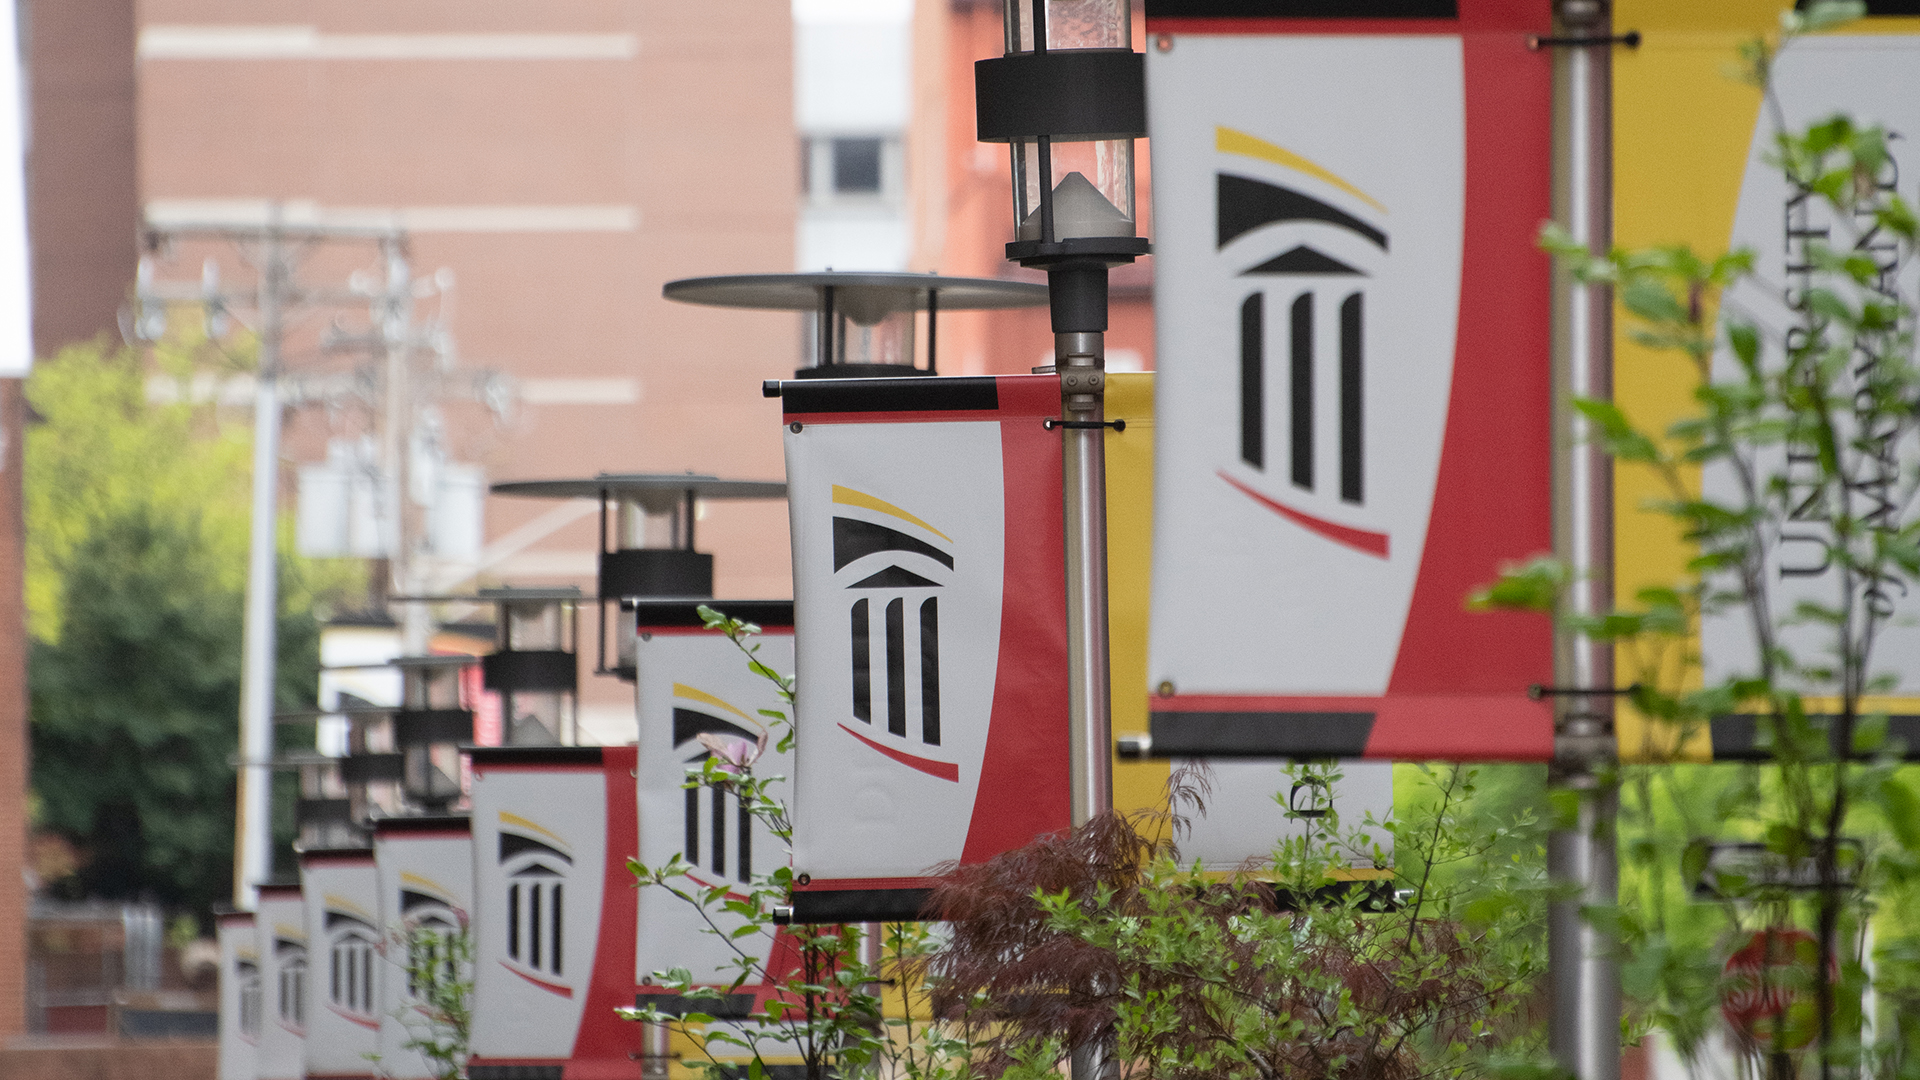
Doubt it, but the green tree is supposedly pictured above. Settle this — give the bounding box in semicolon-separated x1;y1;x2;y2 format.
25;339;352;913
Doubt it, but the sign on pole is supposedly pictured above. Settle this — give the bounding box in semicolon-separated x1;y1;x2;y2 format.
299;849;382;1079
468;746;640;1079
1144;1;1555;761
1606;8;1920;759
779;376;1070;920
253;885;306;1080
216;911;259;1080
373;816;474;1080
632;601;796;984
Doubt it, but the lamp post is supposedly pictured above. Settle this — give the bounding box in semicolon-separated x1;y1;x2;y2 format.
975;9;1144;1080
480;587;582;745
393;655;476;812
975;0;1146;831
491;475;787;680
663;270;1047;380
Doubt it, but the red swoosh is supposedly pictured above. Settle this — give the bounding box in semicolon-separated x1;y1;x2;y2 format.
837;723;960;782
501;960;574;998
327;1004;381;1030
1219;471;1390;558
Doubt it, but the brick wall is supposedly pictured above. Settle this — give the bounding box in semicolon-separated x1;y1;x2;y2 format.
0;1039;216;1080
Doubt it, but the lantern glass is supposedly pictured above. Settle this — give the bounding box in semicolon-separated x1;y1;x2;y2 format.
1012;138;1135;242
404;744;463;806
816;306;915;368
502;598;566;651
1001;0;1137;246
506;690;572;746
617;493;692;551
403;663;464;711
1006;0;1130;52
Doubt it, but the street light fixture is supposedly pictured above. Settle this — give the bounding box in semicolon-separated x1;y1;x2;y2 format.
480;587;581;745
394;655;476;811
976;0;1146;831
491;474;787;680
664;271;1048;380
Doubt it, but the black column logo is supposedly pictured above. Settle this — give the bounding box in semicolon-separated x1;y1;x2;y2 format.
497;817;571;988
830;489;959;781
670;687;763;888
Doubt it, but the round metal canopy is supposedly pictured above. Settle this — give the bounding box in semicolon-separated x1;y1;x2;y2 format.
663;272;1048;322
491;473;786;501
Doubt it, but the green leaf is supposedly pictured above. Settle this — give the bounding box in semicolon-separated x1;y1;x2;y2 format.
1883;776;1920;851
1793;0;1866;33
1467;556;1567;613
1621;277;1689;325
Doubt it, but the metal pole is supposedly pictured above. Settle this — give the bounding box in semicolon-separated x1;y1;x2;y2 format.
1059;329;1112;829
1059;326;1116;1080
380;236;430;655
1549;1;1619;1077
233;220;285;910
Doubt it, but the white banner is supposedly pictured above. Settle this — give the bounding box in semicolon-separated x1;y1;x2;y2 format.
1145;21;1555;761
253;887;306;1080
1702;35;1920;701
634;623;794;984
780;375;1070;916
217;913;259;1080
374;820;474;1080
1180;761;1394;869
469;751;607;1065
300;853;382;1077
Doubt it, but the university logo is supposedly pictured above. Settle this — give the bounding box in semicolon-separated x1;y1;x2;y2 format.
1216;126;1391;560
497;811;572;997
671;682;764;889
399;872;464;998
323;895;380;1028
830;484;956;782
273;928;307;1034
235;953;262;1041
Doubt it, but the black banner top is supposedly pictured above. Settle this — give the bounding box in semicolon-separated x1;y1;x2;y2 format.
1145;0;1456;16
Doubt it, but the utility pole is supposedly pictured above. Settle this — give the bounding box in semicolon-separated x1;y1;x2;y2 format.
233;218;287;912
1548;1;1621;1077
135;211;492;907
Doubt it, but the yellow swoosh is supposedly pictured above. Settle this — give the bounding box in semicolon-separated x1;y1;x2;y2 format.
325;894;375;921
400;871;453;898
673;683;756;724
499;811;569;851
1217;127;1387;214
832;485;952;543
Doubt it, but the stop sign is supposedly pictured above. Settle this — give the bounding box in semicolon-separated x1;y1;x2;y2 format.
1721;928;1828;1051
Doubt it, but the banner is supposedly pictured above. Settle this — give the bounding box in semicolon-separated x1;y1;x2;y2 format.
254;885;306;1080
217;912;259;1080
1144;0;1555;761
468;746;639;1079
780;375;1069;920
374;816;474;1080
1104;373;1396;865
1612;1;1920;759
633;602;796;985
300;850;382;1080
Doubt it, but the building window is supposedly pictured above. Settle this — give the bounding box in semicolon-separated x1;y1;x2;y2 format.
802;136;900;204
832;138;882;194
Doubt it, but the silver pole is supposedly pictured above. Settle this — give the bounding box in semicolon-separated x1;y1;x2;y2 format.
1059;327;1116;1080
233;219;285;910
1550;1;1619;1076
1058;329;1112;829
